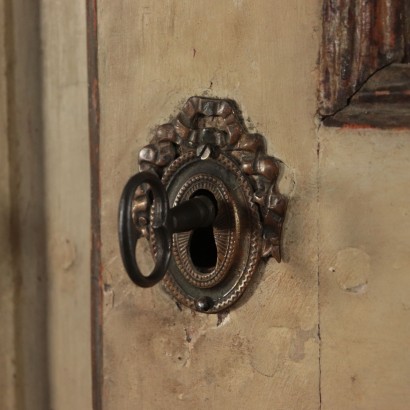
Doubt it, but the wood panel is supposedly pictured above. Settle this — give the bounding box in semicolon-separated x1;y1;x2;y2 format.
1;1;92;409
318;127;410;409
4;0;49;407
98;1;321;408
41;1;92;408
95;2;410;409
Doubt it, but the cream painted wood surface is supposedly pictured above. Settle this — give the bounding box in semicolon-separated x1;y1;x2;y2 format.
99;1;320;409
318;128;410;409
4;1;49;407
41;2;92;409
0;1;16;408
98;1;410;410
1;0;92;409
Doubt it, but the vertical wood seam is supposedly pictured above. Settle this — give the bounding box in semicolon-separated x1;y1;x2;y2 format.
316;122;322;410
86;1;103;409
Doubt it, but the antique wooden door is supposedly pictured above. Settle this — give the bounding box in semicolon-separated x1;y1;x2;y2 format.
89;1;410;409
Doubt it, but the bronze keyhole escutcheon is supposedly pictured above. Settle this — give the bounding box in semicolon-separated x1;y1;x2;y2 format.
118;97;287;313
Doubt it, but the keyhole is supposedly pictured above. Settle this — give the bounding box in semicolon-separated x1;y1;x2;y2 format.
189;190;218;273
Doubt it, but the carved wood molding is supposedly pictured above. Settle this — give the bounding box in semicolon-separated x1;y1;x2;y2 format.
319;0;407;118
323;63;410;128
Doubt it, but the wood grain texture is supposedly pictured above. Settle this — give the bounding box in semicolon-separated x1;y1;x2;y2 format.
98;0;321;408
319;0;406;116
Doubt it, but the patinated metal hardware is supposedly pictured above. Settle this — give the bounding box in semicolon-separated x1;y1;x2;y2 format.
118;97;287;313
119;171;216;288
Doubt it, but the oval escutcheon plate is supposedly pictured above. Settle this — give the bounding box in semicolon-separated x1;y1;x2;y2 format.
133;97;287;313
162;152;261;312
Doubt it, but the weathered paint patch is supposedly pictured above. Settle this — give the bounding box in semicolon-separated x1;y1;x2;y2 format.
331;247;370;294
